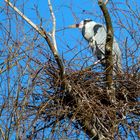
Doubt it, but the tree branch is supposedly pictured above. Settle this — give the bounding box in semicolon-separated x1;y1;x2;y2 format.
48;0;57;53
4;0;65;80
104;0;109;5
98;0;114;91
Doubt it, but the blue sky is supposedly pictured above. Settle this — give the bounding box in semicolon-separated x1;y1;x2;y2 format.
0;0;139;139
16;0;139;67
1;0;139;67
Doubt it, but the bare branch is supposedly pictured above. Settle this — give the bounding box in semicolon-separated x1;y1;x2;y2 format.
48;0;57;53
4;0;65;80
98;0;109;5
98;0;114;90
2;1;139;140
104;0;109;5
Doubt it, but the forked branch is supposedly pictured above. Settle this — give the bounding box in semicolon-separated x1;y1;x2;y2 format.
4;0;65;80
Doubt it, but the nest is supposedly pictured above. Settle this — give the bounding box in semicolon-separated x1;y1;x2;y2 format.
27;63;140;139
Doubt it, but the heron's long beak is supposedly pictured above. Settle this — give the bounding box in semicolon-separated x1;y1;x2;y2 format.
68;24;79;28
56;24;79;32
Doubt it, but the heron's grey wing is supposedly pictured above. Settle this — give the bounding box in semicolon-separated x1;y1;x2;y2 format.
93;24;123;73
95;25;122;72
94;25;106;57
112;39;123;72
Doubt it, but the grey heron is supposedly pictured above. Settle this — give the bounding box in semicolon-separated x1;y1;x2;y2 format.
69;19;122;74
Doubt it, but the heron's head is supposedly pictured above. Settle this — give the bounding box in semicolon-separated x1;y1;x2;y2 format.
68;19;93;29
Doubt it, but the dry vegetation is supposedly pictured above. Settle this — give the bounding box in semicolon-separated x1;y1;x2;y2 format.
26;59;139;139
0;0;139;139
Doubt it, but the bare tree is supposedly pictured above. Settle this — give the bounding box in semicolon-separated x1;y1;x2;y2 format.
0;0;139;139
